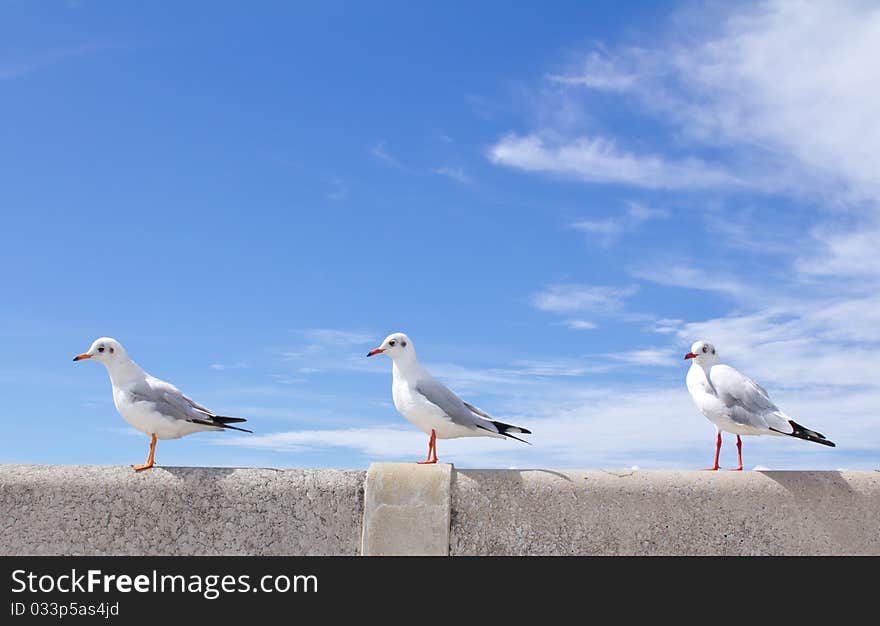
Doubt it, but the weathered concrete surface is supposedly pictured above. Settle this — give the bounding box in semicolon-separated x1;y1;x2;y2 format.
0;465;365;556
361;462;452;556
451;469;880;555
3;465;880;555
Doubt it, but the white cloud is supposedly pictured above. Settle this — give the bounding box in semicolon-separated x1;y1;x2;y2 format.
570;201;669;246
0;42;121;80
668;299;880;388
608;349;674;366
430;166;472;184
299;328;375;346
546;50;637;91
796;225;880;280
537;2;880;205
489;133;740;189
370;141;404;168
564;319;598;330
532;283;637;314
209;362;249;371
326;178;347;202
632;265;752;298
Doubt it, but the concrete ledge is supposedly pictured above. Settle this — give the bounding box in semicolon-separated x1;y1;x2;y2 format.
0;465;365;556
2;465;879;555
451;469;880;555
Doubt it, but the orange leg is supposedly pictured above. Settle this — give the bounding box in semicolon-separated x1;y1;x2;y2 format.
702;431;721;471
726;435;744;471
132;433;157;472
417;429;438;464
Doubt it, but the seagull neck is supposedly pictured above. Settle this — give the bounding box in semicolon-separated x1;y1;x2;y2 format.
391;354;424;381
694;357;719;375
105;358;146;386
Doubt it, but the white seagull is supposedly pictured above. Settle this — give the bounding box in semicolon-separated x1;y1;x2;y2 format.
684;340;834;470
367;332;531;463
74;337;251;471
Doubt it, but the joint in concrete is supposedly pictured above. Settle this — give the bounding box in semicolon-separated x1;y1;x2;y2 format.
361;462;453;556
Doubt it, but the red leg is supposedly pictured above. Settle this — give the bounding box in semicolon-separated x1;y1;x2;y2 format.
726;435;743;471
702;431;721;471
417;429;438;464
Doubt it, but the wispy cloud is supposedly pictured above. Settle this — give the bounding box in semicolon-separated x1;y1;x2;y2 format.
489;133;741;189
370;141;404;168
326;178;347;202
209;362;250;371
1;42;124;80
536;2;880;204
570;201;669;247
563;319;597;330
796;224;880;281
632;265;752;299
546;50;638;91
607;349;674;367
532;283;636;314
299;328;375;346
430;166;472;184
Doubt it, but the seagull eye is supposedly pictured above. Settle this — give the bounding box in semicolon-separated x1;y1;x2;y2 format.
98;346;105;353
389;340;396;347
702;346;708;353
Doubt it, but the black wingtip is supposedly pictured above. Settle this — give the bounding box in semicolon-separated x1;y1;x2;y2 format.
504;432;532;445
774;420;836;447
222;424;253;434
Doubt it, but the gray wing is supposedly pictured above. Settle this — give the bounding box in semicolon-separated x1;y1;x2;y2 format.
710;365;791;432
415;378;496;433
129;377;219;425
463;401;493;420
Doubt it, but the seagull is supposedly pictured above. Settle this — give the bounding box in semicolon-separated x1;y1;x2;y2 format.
73;337;251;471
367;332;531;463
684;340;834;470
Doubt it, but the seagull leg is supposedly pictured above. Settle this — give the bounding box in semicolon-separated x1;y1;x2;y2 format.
132;434;157;472
726;435;744;471
703;431;721;471
417;429;438;464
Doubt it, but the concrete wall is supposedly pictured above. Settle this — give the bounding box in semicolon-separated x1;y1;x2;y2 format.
0;465;364;556
2;464;879;555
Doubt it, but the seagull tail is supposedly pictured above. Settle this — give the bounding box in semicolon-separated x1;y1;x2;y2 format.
780;420;835;447
489;420;532;445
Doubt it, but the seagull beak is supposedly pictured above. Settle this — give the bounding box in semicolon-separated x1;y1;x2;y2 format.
73;353;92;362
684;352;697;360
366;348;385;357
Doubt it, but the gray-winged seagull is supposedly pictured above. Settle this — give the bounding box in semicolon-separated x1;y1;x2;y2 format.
367;332;531;463
74;337;251;471
684;340;834;470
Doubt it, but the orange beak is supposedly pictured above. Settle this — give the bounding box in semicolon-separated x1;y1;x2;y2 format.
684;352;697;360
366;348;385;357
73;353;92;362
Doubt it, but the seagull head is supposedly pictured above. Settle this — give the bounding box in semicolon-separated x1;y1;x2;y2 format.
684;340;718;364
73;337;128;366
367;332;414;361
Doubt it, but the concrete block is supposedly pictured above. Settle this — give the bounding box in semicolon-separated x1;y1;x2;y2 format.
361;462;453;556
0;465;365;556
450;469;880;555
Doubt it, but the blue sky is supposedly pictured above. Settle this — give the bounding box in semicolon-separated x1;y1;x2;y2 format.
2;0;878;471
